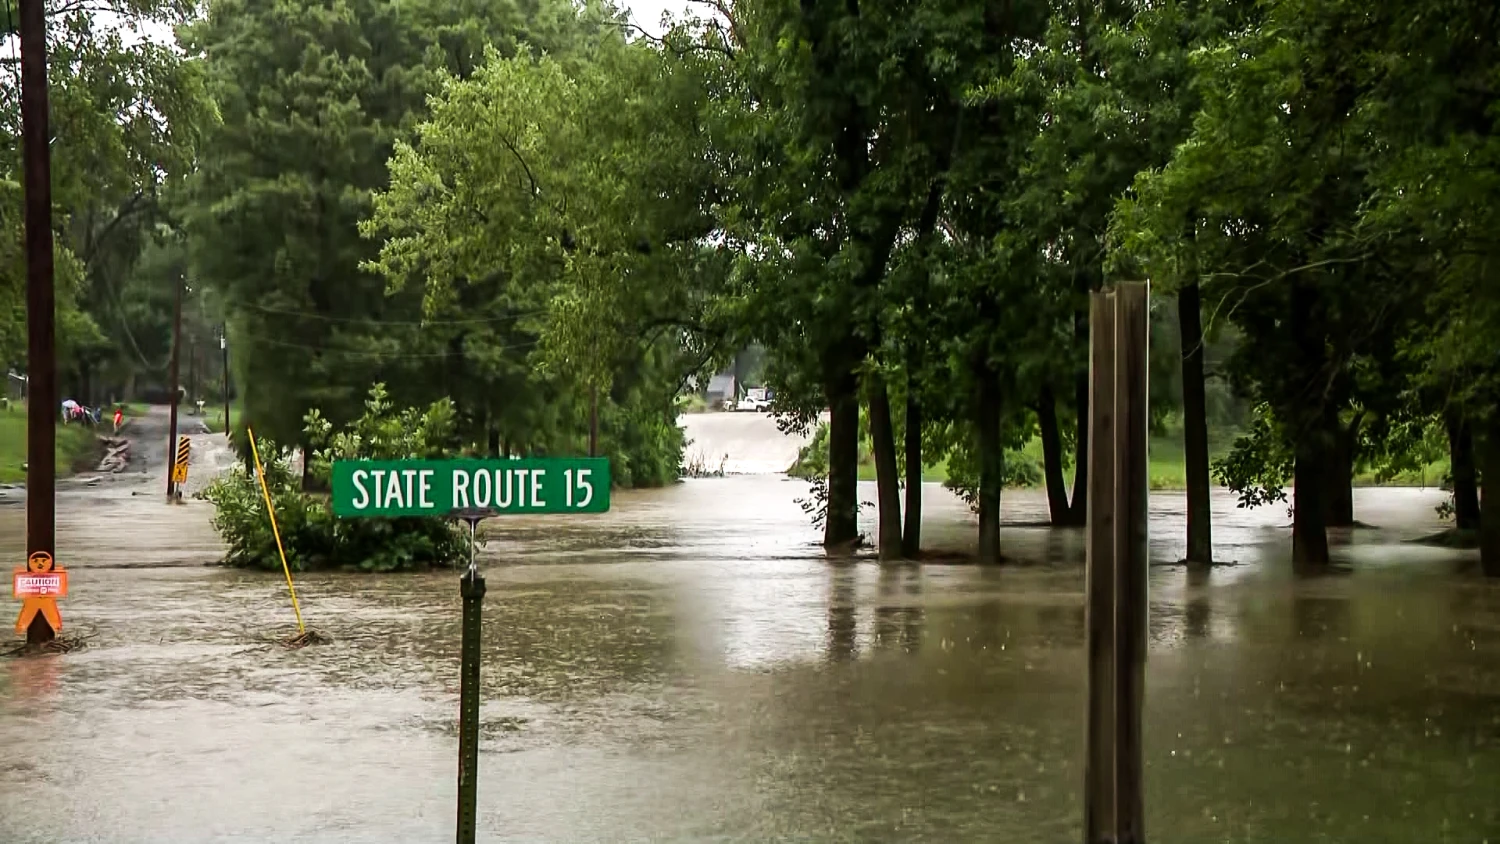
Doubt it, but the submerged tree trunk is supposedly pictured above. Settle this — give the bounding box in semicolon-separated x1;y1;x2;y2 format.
1037;384;1075;526
1289;281;1331;568
1481;420;1500;577
1069;390;1089;521
1446;409;1481;531
1069;338;1089;523
1292;439;1331;568
824;371;861;549
1178;282;1214;563
1324;417;1359;527
866;373;903;560
977;370;1004;564
902;385;923;558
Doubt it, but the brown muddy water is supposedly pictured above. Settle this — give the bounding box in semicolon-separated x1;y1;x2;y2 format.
0;477;1497;843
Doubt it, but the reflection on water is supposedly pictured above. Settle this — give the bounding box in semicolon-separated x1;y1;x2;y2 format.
0;479;1497;842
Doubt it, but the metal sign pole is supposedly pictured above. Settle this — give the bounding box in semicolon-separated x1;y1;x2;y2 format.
453;508;494;844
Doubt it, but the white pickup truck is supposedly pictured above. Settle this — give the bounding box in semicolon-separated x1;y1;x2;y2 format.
736;387;773;412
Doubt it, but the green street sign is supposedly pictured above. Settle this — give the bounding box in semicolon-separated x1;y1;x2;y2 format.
330;458;610;518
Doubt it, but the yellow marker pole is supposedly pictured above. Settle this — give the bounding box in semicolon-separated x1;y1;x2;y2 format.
247;426;305;634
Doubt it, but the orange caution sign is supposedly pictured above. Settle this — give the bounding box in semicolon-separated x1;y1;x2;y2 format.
14;551;65;636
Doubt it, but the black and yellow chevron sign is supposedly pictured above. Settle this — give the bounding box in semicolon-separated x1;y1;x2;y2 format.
172;436;191;484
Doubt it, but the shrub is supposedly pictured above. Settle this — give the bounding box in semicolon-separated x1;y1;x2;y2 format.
941;445;1044;514
200;384;469;572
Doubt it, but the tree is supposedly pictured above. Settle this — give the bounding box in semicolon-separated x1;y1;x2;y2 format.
1113;0;1415;568
1351;0;1500;573
0;1;210;390
181;0;610;465
362;29;728;485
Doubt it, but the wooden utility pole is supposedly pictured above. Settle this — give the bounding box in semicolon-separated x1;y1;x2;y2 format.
166;274;184;498
1084;282;1150;844
21;0;58;645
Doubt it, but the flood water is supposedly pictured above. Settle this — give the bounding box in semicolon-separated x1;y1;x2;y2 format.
1;476;1498;842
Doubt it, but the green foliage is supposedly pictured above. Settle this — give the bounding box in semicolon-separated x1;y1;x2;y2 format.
156;0;1500;565
0;404;102;484
1213;404;1292;510
182;0;621;451
1;1;214;397
200;384;468;572
940;442;1045;515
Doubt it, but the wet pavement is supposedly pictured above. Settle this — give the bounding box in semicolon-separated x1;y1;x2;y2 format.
1;473;1498;842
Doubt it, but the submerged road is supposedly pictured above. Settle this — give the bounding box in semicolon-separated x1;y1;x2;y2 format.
0;426;1496;841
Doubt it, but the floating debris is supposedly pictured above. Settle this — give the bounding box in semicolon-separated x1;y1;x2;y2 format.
281;629;331;649
5;634;92;658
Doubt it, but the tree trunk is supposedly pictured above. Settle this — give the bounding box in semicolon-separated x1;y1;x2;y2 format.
866;373;903;560
1037;384;1075;526
1289;280;1331;567
1178;282;1214;563
1293;427;1332;568
1324;424;1357;527
977;369;1004;564
902;386;922;558
487;425;501;458
1069;367;1089;523
1446;409;1481;531
1481;420;1500;577
824;372;861;549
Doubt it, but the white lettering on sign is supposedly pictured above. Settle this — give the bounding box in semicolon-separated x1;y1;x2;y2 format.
401;469;417;507
418;470;434;508
351;469;370;509
565;468;594;508
476;468;494;507
370;469;387;507
531;469;546;508
513;469;530;506
15;574;63;596
384;470;403;508
495;468;512;507
453;470;471;508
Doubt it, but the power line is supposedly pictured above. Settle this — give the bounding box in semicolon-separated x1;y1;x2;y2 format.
233;301;554;326
233;333;541;360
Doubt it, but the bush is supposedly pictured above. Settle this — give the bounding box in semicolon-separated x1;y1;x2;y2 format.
200;384;470;572
941;445;1044;514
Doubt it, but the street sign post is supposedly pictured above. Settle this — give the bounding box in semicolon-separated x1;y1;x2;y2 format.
454;509;489;844
329;459;608;844
330;458;610;518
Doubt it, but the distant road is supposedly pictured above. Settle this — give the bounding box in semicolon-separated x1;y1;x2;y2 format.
678;410;826;475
